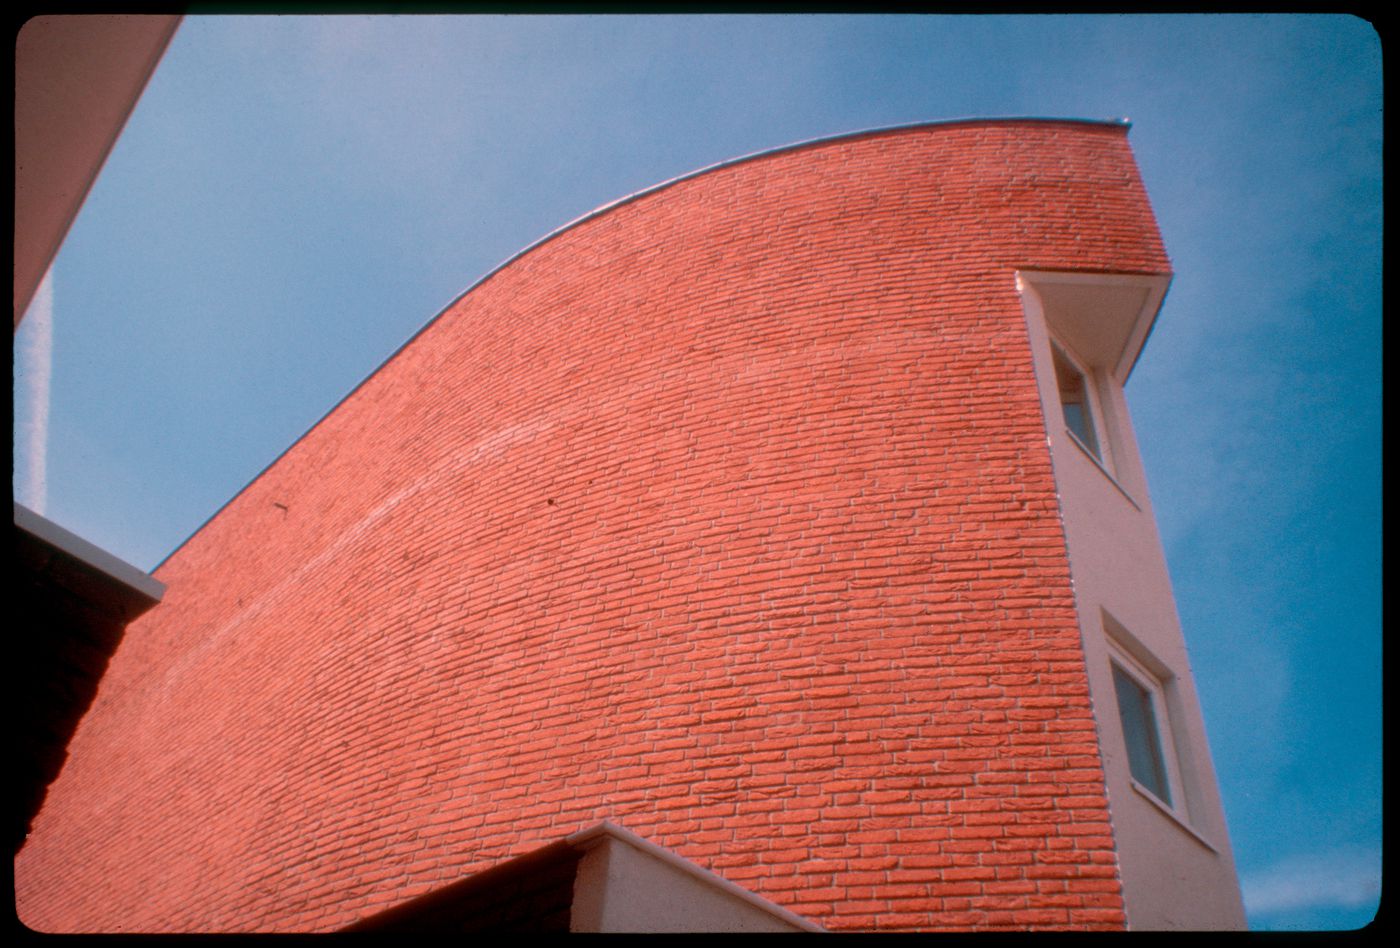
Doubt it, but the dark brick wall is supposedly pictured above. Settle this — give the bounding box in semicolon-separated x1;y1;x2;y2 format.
343;840;579;933
14;577;124;854
14;521;152;856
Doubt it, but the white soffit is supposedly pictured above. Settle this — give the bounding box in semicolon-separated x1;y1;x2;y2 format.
14;15;181;326
1017;271;1171;381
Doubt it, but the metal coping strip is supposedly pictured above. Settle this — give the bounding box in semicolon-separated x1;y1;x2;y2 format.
153;116;1133;571
16;502;166;602
566;820;827;931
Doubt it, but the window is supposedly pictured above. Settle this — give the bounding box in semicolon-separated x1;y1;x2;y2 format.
1103;628;1220;849
1052;342;1101;461
1110;659;1174;806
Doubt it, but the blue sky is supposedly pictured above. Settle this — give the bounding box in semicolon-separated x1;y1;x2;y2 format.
13;14;1380;931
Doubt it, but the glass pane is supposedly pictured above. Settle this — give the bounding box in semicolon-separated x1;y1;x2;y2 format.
1112;662;1172;806
1054;347;1101;459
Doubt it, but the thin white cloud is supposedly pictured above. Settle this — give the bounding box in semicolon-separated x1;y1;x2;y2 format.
1242;848;1381;919
14;268;52;514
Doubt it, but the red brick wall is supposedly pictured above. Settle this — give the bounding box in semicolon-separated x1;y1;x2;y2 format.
16;120;1171;932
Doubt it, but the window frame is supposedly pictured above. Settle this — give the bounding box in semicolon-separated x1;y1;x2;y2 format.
1105;639;1186;817
1050;339;1107;467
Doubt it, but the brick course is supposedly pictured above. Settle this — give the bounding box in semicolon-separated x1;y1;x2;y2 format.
16;119;1170;932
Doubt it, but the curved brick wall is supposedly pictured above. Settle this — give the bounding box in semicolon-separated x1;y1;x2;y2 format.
17;120;1170;932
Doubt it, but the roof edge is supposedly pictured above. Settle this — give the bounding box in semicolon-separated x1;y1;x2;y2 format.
567;820;826;932
152;116;1133;572
535;117;1131;269
16;502;166;604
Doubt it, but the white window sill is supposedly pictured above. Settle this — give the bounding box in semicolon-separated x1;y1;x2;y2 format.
1129;779;1219;854
1063;427;1141;512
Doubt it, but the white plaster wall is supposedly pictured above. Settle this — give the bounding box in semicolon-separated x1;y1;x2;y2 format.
1020;276;1247;930
570;834;808;932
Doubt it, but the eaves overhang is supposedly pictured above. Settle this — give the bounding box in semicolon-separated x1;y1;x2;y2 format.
15;503;165;617
1015;269;1173;383
14;14;182;327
